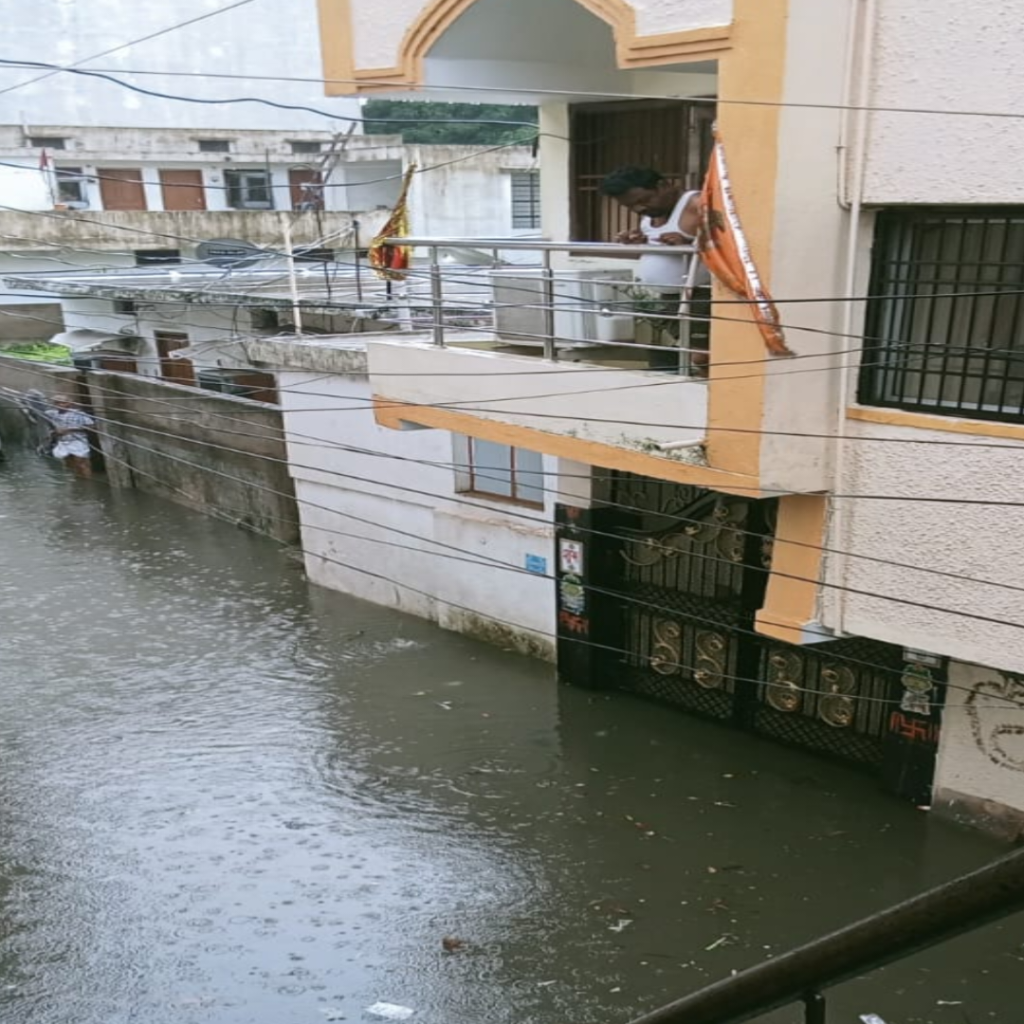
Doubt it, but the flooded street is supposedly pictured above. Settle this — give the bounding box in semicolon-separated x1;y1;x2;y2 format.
0;454;1020;1024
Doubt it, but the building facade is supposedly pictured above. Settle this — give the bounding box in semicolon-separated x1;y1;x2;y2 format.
307;0;1024;837
0;0;539;337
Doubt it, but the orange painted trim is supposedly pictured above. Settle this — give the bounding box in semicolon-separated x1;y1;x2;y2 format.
373;397;764;496
755;494;828;646
318;0;733;95
847;406;1024;442
317;0;357;96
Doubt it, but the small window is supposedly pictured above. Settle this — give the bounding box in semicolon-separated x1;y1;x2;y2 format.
30;136;67;149
859;207;1024;423
454;435;545;507
198;139;231;153
113;299;138;314
55;166;87;204
134;249;182;266
290;140;322;155
510;170;541;230
224;168;274;210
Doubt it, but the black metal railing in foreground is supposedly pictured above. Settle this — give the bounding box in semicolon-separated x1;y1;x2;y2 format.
625;847;1024;1024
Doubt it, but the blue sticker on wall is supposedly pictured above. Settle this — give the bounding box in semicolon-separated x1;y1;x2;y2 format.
525;554;547;575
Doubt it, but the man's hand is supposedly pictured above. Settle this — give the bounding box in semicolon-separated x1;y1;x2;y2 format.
616;228;646;244
657;232;690;247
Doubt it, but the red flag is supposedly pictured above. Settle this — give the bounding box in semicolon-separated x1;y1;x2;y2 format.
38;148;50;172
697;128;791;356
369;164;416;281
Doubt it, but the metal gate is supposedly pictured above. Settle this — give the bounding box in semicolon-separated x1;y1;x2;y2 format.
555;473;940;788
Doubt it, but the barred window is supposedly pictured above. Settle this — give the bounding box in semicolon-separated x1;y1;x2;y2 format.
859;209;1024;422
510;170;541;230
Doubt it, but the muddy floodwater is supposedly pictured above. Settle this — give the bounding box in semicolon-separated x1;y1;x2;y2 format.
0;454;1020;1024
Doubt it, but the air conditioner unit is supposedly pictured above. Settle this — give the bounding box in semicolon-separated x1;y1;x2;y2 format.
490;268;635;346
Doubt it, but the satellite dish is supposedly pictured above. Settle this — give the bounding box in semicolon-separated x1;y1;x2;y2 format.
195;238;265;269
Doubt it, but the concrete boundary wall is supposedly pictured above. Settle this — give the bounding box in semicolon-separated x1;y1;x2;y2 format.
0;356;298;545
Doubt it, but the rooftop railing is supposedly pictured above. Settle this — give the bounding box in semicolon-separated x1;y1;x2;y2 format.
384;236;704;375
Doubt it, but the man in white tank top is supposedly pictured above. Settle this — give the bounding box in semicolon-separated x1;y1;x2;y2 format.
599;166;710;375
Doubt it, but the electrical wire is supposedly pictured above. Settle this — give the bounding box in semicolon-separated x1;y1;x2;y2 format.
6;370;1024;629
7;407;1019;712
0;0;258;97
6;322;1024;463
0;59;541;133
67;64;1024;124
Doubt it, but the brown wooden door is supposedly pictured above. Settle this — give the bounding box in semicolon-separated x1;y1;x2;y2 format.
159;169;206;211
231;371;278;404
97;355;139;374
289;168;323;210
155;331;195;386
98;167;147;211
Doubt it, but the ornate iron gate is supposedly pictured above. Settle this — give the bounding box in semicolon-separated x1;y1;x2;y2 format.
555;473;938;785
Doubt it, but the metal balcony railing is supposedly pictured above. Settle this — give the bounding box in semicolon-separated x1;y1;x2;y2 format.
384;236;704;374
623;846;1024;1024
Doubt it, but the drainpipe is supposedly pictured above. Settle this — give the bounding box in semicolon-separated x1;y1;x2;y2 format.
831;0;877;637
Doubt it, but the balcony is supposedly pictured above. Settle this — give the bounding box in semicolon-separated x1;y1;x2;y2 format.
365;237;710;463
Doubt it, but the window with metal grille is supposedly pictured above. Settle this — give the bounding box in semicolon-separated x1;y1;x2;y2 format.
453;436;545;507
859;208;1024;423
290;140;322;154
224;168;274;209
29;136;67;149
198;139;231;153
510;170;540;230
55;166;87;204
569;99;714;242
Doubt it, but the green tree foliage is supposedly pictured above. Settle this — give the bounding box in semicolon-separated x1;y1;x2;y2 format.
362;100;538;146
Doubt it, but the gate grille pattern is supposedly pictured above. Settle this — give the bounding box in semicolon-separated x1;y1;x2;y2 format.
598;472;903;770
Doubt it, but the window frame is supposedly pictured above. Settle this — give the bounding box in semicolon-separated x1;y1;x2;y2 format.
453;435;545;509
55;166;87;204
224;168;275;210
290;140;323;155
858;206;1024;424
509;169;541;230
29;136;67;149
197;138;232;153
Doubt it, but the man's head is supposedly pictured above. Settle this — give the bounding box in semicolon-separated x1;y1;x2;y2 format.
53;395;73;410
599;166;679;217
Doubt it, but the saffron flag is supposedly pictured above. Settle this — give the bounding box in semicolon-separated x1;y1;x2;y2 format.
697;129;791;356
368;163;416;280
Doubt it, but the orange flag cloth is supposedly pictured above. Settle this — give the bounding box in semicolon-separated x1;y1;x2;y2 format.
697;130;791;356
369;163;416;280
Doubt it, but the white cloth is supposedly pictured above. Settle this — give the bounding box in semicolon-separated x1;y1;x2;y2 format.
637;190;711;292
48;407;94;460
53;437;91;459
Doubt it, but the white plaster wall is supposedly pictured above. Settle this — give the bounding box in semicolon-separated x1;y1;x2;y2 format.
820;418;1024;674
406;146;537;239
0;0;361;132
277;371;558;654
632;0;732;35
368;340;709;449
351;0;732;71
60;298;248;377
933;661;1024;819
0;163;50;210
862;0;1024;204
